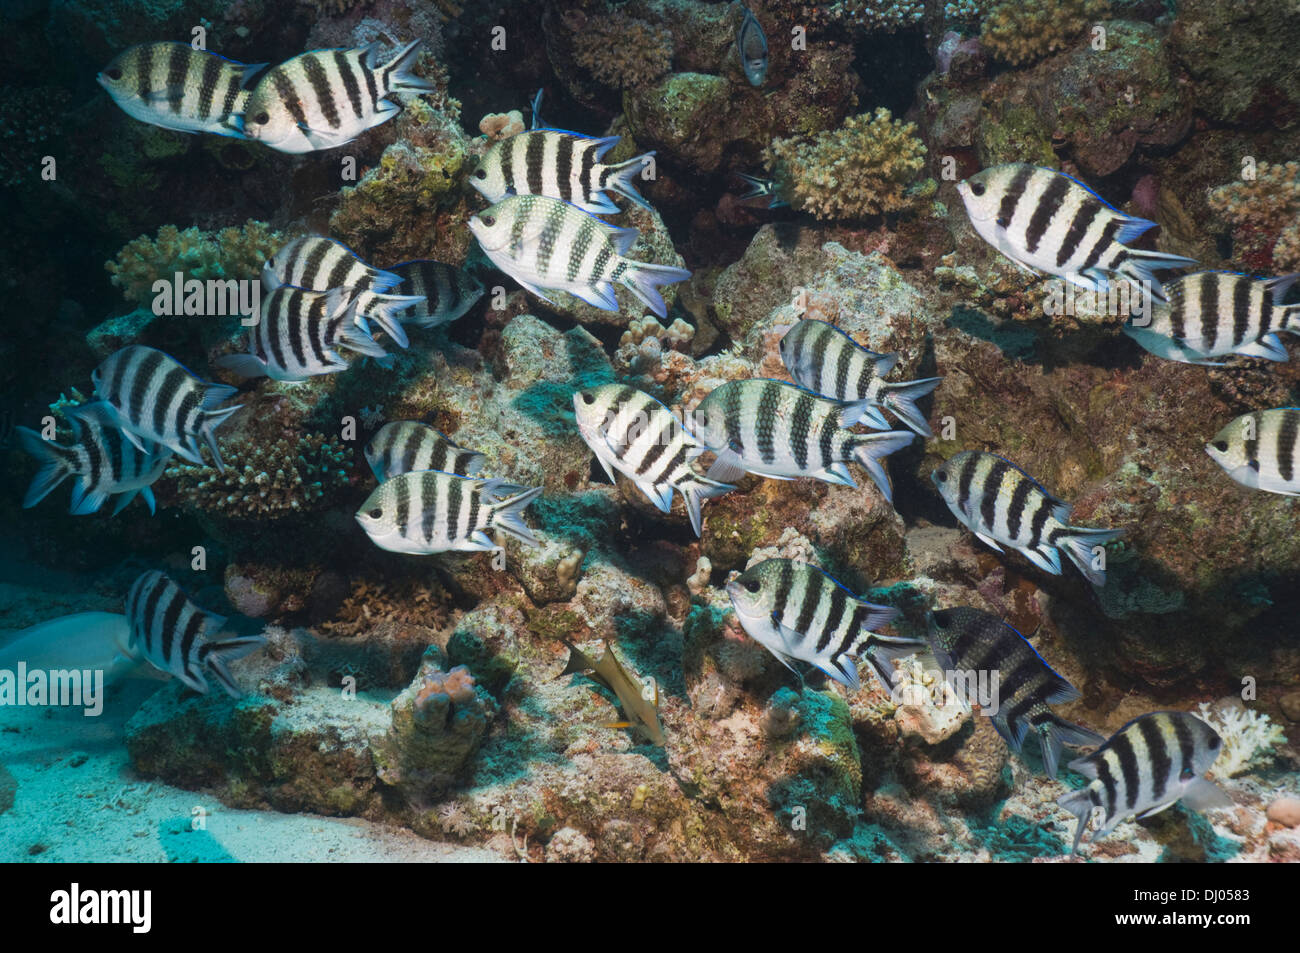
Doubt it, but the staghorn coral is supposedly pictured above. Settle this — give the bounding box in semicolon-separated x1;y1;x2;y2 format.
1207;161;1300;272
164;432;354;518
568;8;674;89
980;0;1109;66
1196;702;1287;779
105;221;284;304
764;108;931;220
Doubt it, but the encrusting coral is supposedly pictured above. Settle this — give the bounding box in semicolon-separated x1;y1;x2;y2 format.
567;8;674;89
980;0;1109;66
764;108;931;220
1207;161;1300;272
479;110;524;141
105;221;285;304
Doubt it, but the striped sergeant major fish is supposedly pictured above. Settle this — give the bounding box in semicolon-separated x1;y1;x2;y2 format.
736;6;768;87
97;42;267;138
468;194;690;318
388;260;485;328
356;471;543;554
216;285;387;382
241;40;436;153
778;319;942;436
1057;711;1231;853
572;383;734;537
1125;271;1300;365
1205;407;1300;496
471;129;655;215
92;345;242;473
16;402;172;516
958;163;1197;303
932;451;1122;586
364;421;486;483
926;607;1105;778
726;558;924;690
125;571;266;697
687;379;916;504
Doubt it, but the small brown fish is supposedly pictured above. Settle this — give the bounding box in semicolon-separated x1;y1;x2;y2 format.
560;639;666;746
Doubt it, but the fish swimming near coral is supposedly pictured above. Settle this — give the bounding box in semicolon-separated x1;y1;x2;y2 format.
1205;407;1300;496
958;163;1197;302
216;284;387;382
727;558;923;690
468;194;690;317
931;451;1122;585
736;6;768;87
355;471;543;554
926;607;1105;778
734;172;786;208
779;318;942;435
388;260;485;328
240;40;436;153
92;345;242;474
125;570;266;698
1057;711;1231;853
17;401;172;516
559;639;666;746
98;41;267;138
687;378;915;503
573;383;734;536
1124;271;1300;365
471;129;656;215
364;420;486;483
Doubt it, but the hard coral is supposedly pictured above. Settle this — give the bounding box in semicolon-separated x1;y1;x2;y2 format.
980;0;1109;66
1207;161;1300;272
105;221;284;304
765;108;930;220
1196;701;1287;779
569;8;674;89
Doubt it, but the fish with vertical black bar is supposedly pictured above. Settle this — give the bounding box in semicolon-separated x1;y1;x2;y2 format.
388;260;485;328
1205;407;1300;495
364;421;486;482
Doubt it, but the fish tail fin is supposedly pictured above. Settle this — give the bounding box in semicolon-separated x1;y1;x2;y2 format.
1059;526;1123;586
618;261;692;319
678;474;735;537
380;39;437;94
488;483;544;546
848;430;916;504
599;152;656;211
356;292;420;348
199;634;266;699
1056;786;1097;854
1115;250;1199;304
16;426;77;508
881;377;942;436
197;386;242;475
856;632;925;694
1038;715;1106;778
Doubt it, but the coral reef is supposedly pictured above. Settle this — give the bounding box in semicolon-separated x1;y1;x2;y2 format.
479;110;524;141
1207;161;1300;273
1197;702;1288;779
568;7;674;89
105;221;285;304
980;0;1109;66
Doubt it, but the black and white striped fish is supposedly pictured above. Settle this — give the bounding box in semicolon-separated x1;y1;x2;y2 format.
958;163;1197;302
364;421;486;482
1205;407;1300;495
98;42;266;137
726;558;923;690
931;451;1122;585
734;173;786;208
468;194;690;318
471;129;655;215
1058;711;1231;853
92;345;242;473
779;319;942;436
926;607;1105;779
241;40;435;153
356;471;543;554
16;402;172;516
388;260;485;328
687;379;915;503
125;570;266;697
216;285;386;382
573;383;734;537
1125;272;1300;364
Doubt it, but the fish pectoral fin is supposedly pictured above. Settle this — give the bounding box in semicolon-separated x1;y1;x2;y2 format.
297;122;353;150
140;85;190;104
972;531;1005;553
511;276;558;306
705;449;749;483
1136;799;1180;820
1181;777;1233;812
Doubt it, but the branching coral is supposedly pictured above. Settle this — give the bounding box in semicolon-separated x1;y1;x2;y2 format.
980;0;1109;66
1207;161;1300;272
165;432;354;518
568;8;674;89
105;221;284;304
765;108;930;219
320;577;452;638
1196;702;1287;779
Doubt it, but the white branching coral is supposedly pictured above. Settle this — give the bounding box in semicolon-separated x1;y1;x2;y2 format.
1196;702;1287;779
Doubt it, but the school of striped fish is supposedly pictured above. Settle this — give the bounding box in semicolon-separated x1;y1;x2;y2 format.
20;14;1296;856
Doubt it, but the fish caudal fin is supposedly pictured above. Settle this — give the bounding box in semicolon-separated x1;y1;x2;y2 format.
16;427;77;509
882;377;942;436
1115;249;1199;304
356;293;422;349
857;633;926;694
488;483;544;547
1037;716;1107;780
678;475;735;537
199;634;267;699
600;152;655;211
198;387;243;474
618;261;692;319
1059;526;1123;586
379;39;438;94
849;430;916;504
1057;787;1097;853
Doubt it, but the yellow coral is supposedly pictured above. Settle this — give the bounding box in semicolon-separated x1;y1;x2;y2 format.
980;0;1110;66
105;220;284;304
1208;160;1300;272
765;108;929;219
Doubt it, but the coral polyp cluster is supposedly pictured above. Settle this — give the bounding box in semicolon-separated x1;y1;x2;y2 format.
1207;161;1300;272
104;221;285;304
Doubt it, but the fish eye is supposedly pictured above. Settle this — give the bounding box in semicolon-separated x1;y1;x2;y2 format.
1208;735;1220;749
368;508;382;519
970;181;986;197
482;215;495;227
1212;440;1229;452
934;469;947;483
931;609;950;627
251;111;269;125
580;391;595;405
105;68;122;81
474;168;487;180
743;580;761;594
